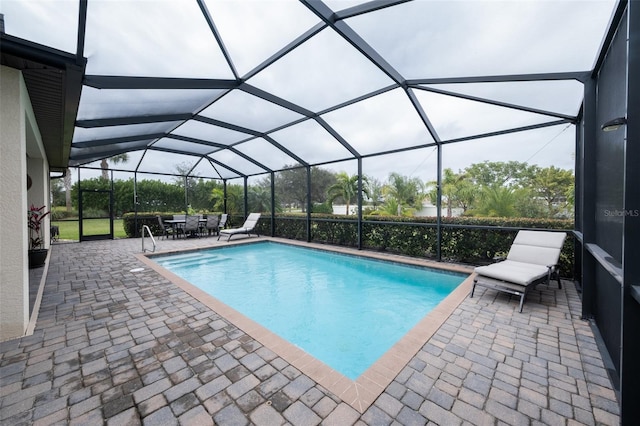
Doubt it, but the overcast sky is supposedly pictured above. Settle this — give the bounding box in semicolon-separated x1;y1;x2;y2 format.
1;0;617;185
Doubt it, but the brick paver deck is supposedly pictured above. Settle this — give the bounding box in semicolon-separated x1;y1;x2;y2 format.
0;237;620;425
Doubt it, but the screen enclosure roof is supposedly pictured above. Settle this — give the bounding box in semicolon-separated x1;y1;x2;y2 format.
0;0;619;179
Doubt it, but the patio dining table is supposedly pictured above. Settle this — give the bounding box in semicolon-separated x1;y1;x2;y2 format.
164;218;207;238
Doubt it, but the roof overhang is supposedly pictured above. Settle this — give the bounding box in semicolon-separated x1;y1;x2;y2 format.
1;32;85;173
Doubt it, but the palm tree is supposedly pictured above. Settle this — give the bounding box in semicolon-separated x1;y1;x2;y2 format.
427;168;477;217
248;185;272;213
101;153;129;180
382;172;424;216
367;177;384;211
473;186;518;217
211;184;243;215
326;172;369;215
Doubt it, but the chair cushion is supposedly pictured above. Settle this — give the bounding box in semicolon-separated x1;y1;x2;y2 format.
506;231;566;266
474;260;549;286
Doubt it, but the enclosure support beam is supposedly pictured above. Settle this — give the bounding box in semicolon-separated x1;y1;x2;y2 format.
580;79;597;319
436;144;443;261
270;172;275;237
243;177;248;219
184;176;188;213
306;166;312;243
133;172;138;237
223;180;227;214
621;3;640;423
357;158;363;250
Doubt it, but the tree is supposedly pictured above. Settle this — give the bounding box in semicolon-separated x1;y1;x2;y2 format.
210;184;244;214
367;177;384;210
248;183;272;213
465;161;539;189
274;164;336;212
427;168;477;217
531;166;574;217
382;172;424;215
188;178;221;211
379;197;402;216
471;186;519;217
50;177;65;207
100;154;129;180
326;172;369;215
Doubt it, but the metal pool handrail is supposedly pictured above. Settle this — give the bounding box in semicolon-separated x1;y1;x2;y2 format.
142;225;156;253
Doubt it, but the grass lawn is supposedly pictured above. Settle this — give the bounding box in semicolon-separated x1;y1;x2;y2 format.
51;219;127;240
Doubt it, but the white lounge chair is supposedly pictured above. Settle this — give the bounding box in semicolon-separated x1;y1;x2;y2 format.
470;230;567;312
218;213;261;242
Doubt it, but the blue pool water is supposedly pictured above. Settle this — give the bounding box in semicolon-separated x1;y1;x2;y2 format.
153;242;465;379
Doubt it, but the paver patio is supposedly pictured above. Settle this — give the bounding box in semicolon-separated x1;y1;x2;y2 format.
0;236;620;425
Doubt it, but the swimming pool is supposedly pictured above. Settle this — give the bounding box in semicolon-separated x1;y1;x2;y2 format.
152;241;466;379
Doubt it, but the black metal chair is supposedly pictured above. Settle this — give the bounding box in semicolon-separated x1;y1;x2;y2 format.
204;215;220;236
183;215;200;238
219;213;228;229
156;215;174;240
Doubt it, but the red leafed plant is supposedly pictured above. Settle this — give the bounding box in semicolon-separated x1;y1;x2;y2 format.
28;204;50;250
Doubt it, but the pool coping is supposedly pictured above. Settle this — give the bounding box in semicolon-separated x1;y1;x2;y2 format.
136;237;475;413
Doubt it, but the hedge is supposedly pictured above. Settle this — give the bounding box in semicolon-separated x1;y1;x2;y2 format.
124;212;575;277
257;214;575;277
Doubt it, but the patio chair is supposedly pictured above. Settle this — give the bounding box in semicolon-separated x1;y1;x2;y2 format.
218;213;261;242
470;230;567;312
157;215;174;240
182;215;201;238
219;213;228;229
203;215;220;236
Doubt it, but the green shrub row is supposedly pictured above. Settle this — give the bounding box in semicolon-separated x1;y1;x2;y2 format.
125;212;575;277
51;206;79;220
255;214;575;277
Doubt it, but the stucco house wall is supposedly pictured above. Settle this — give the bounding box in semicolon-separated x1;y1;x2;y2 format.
0;65;49;341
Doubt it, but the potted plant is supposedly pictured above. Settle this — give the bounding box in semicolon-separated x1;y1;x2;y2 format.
28;204;50;268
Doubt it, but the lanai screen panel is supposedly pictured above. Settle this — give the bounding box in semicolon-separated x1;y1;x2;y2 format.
103;151;146;173
199;91;305;133
207;150;268;177
234;139;301;171
443;124;576;173
346;0;617;79
137;151;199;176
415;90;562;142
173;121;253;146
247;27;394;112
152;138;218;157
364;149;439;189
321;88;435;155
1;0;78;53
76;88;222;120
270;120;355;165
73;122;183;144
84;0;232;78
190;160;224;180
422;81;586;117
70;141;153;164
202;0;321;77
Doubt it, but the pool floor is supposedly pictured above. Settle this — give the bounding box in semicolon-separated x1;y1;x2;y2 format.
138;238;475;413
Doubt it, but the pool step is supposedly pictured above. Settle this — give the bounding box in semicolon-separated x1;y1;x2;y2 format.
157;253;230;268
